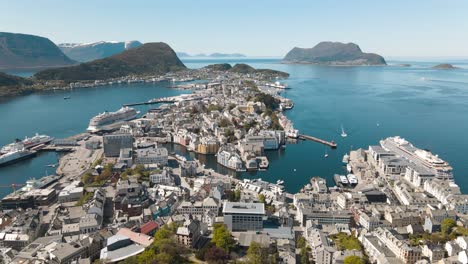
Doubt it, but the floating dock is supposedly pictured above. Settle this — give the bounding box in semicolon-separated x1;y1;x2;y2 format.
298;134;337;148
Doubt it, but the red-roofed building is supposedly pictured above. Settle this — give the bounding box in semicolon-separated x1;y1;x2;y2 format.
140;221;159;236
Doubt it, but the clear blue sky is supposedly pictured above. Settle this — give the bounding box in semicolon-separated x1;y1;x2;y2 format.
1;0;467;57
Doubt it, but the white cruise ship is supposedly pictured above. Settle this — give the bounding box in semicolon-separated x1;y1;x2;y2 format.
380;136;453;180
87;106;140;132
23;133;54;148
0;143;36;167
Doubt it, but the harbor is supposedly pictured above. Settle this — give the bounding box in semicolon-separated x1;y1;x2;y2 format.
1;58;468;197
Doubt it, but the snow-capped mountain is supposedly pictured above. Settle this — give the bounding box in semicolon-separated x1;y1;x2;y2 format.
58;41;142;62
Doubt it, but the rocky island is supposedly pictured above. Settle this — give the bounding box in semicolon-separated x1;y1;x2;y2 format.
283;41;386;66
432;63;459;70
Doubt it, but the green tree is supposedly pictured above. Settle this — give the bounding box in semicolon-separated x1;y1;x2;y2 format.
247;241;268;264
81;172;93;185
118;256;138;264
234;189;241;201
344;255;365;264
300;246;310;264
137;249;157;264
196;242;213;261
212;224;236;252
137;223;189;264
297;236;306;249
205;246;229;264
219;118;232;127
442;218;457;235
330;232;362;251
258;194;266;204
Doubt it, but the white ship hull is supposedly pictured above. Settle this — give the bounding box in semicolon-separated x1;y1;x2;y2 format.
0;150;36;167
87;110;139;132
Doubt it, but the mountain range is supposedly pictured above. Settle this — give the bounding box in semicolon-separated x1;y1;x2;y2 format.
34;42;186;82
58;41;142;62
283;41;386;66
0;32;75;70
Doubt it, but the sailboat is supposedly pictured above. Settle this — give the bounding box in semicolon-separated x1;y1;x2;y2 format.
341;125;348;138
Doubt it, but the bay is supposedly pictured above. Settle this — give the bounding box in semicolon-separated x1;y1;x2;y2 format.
1;58;468;198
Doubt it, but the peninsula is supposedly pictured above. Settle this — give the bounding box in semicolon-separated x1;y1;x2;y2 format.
283;41;387;66
34;42;186;82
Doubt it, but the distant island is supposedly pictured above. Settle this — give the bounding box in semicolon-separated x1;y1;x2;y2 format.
204;63;289;78
58;41;142;62
432;63;459;70
177;52;247;58
35;42;186;82
283;41;386;66
0;32;75;70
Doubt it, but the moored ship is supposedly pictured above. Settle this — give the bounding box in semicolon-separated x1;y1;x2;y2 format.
87;106;140;132
22;133;54;149
266;81;289;89
347;174;358;185
0;142;36;167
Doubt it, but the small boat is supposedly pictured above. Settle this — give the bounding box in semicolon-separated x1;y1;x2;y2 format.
341;125;347;138
342;154;349;164
324;149;329;158
347;174;358;185
339;175;349;185
64;96;71;100
276;180;284;185
376;122;380;127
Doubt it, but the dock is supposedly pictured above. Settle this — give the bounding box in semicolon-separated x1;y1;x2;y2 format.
298;134;337;148
39;146;75;152
123;97;178;107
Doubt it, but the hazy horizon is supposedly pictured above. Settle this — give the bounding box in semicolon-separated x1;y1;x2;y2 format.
1;0;467;57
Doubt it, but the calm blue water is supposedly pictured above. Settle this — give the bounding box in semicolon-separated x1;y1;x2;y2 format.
1;58;468;197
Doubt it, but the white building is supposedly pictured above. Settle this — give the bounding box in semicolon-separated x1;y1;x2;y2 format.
135;147;168;165
58;181;83;203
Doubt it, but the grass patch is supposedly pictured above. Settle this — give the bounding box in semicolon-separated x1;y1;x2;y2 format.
330;232;362;251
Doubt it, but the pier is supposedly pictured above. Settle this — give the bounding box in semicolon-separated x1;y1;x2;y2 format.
39;146;75;152
298;134;337;148
123;97;178;107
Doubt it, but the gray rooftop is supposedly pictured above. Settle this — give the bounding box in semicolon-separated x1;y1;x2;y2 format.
223;201;265;215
